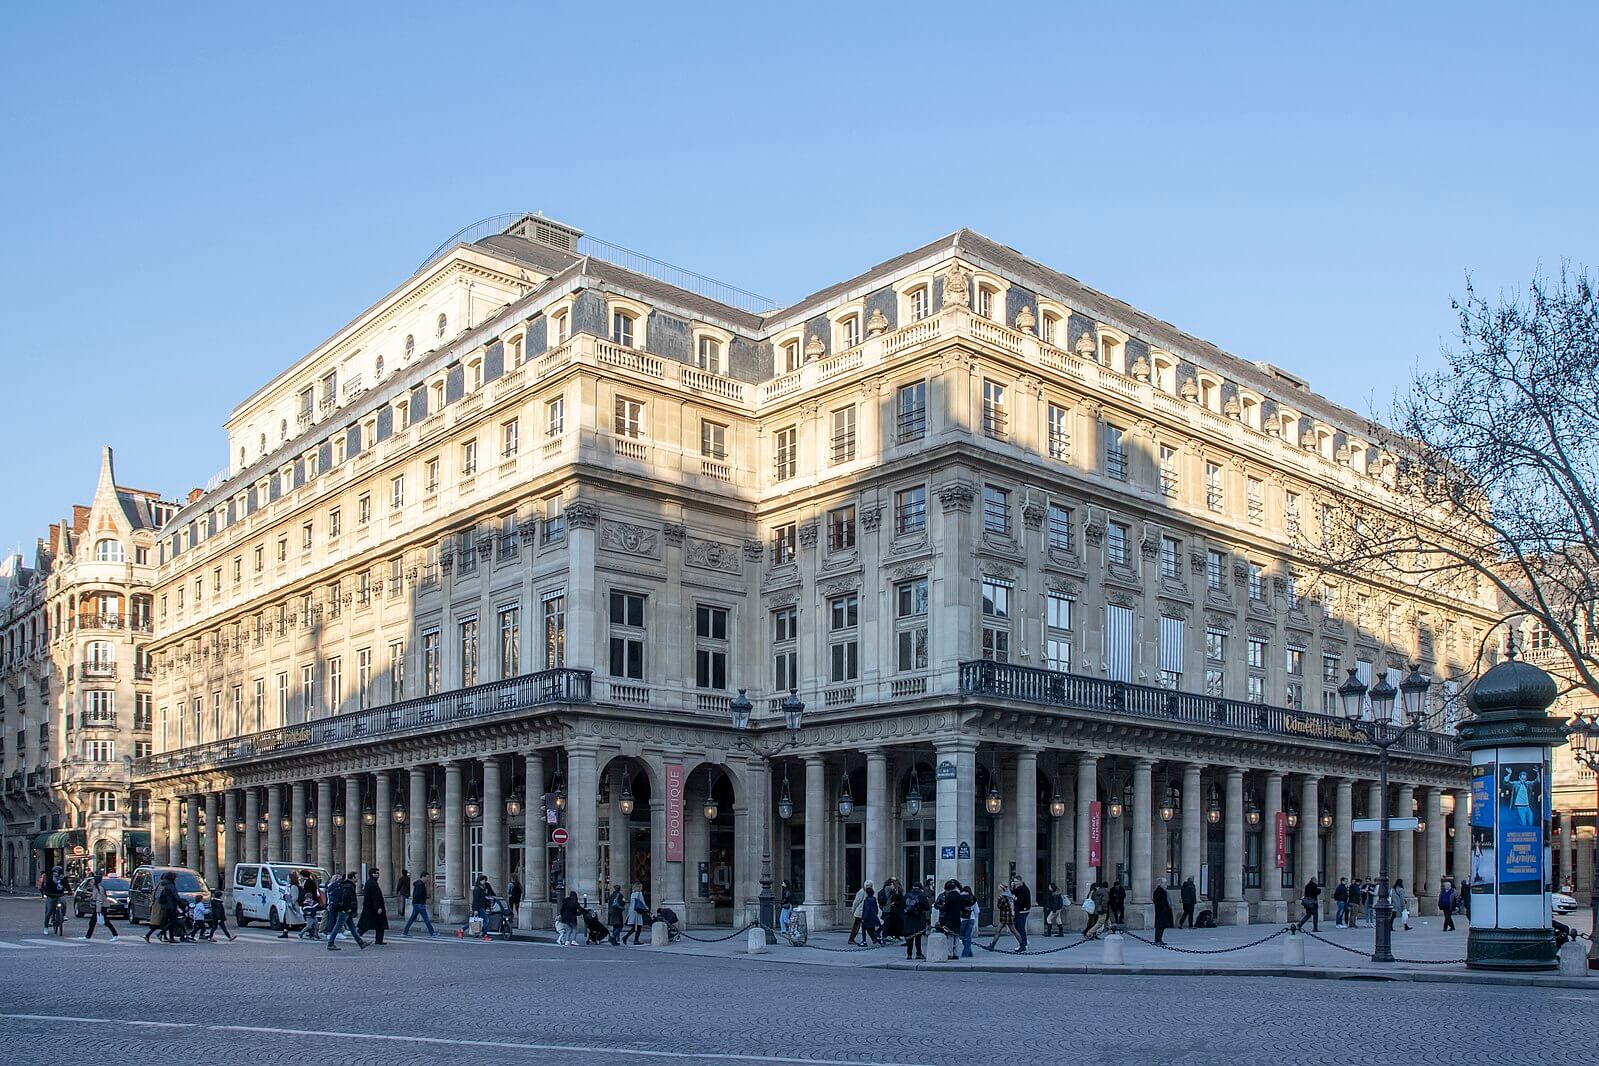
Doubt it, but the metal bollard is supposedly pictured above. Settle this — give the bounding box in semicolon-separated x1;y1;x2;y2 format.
747;927;768;955
1282;926;1305;966
1101;930;1125;965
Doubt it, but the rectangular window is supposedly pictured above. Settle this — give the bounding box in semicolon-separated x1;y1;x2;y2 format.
1322;655;1342;685
700;420;727;460
1045;592;1074;672
498;513;518;559
1158;615;1185;689
545;397;565;437
542;590;566;669
895;486;927;535
1205;668;1225;697
1285;491;1301;535
694;605;729;690
982;379;1007;439
461;439;478;476
501;419;519;458
459;618;479;687
498;604;520;679
830;406;856;464
608;591;647;679
391;475;404;510
827;505;856;552
327;656;341;715
828;593;860;682
252;679;263;732
276;672;288;724
982;485;1010;535
910;286;930;321
1206;550;1226;592
1248;562;1265;601
1206;627;1227;663
231;685;242;736
301;522;313;551
696;335;721;370
1047;403;1070;460
829;592;860;631
773;426;797;481
771;606;798;690
1160;536;1181;580
1107;521;1130;567
358;494;371;526
300;664;315;721
895;381;927;443
1247;477;1264;525
357;648;372;710
1247;675;1265;704
1286;646;1305;677
1286;682;1303;710
1104;425;1127;481
614;397;644;439
772;523;797;565
388;641;405;700
1105;603;1133;682
981;578;1011;663
1159;445;1178;497
1206;462;1224;511
1047;504;1073;553
895;578;929;672
1248;638;1267;670
425;457;440;494
254;545;264;572
422;630;440;695
542;496;564;543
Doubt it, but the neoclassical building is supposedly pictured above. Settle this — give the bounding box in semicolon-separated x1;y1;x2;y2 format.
134;216;1492;927
0;451;174;885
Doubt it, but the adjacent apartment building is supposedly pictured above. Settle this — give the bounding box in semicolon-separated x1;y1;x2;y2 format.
133;216;1494;927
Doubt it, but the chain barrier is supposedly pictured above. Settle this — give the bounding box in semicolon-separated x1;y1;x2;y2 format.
1301;930;1467;965
975;934;1095;956
676;921;757;944
1120;927;1288;955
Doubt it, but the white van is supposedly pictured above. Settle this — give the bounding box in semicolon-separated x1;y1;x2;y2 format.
231;862;329;929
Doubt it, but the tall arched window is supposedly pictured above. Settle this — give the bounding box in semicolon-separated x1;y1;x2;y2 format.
86;640;115;670
94;539;125;563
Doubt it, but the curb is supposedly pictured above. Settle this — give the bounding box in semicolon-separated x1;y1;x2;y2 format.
878;959;1595;988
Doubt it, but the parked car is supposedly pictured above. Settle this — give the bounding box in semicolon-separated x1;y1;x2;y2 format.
231;862;329;928
127;865;207;924
1552;891;1579;915
72;875;130;918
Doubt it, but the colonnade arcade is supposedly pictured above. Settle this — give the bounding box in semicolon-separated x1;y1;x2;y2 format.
141;705;1467;929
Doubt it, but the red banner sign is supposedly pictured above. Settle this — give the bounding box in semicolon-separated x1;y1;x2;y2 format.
666;762;685;862
1274;811;1287;869
1088;801;1102;867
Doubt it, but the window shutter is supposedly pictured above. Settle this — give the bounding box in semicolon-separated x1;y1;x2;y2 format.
1160;616;1185;674
1105;604;1133;682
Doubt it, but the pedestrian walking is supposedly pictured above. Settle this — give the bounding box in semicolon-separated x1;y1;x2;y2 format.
848;882;872;945
297;873;326;941
1438;879;1457;932
395;868;411;918
507;874;523;927
81;871;119;941
402;873;437;937
959;886;978;957
1363;880;1378;926
986;882;1018;951
1010;876;1033;952
861;885;882;946
1295;877;1322;932
1041;882;1066;937
206;882;238;941
1152;878;1175;945
883;880;905;942
1333;877;1350;928
934;880;973;961
1108;879;1127;926
778;880;794;934
325;872;366;951
278;870;301;939
359;869;388;945
1391;878;1411;931
901;880;930;960
625;882;648;945
557;890;580;946
1081;881;1104;939
1176;876;1196;929
606;884;626;945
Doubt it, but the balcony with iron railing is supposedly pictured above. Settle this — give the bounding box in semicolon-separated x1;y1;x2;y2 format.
80;660;117;680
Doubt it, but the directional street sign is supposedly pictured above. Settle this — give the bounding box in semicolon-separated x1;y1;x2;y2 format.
1350;817;1419;833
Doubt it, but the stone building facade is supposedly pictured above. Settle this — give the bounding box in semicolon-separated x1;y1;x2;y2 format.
134;217;1491;926
0;451;174;885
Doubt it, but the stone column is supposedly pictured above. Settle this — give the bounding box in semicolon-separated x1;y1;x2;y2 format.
565;746;600;905
444;762;465;912
685;783;709;913
244;787;261;865
1151;794;1169;887
1260;771;1285;922
223;790;240;888
204;793;220;889
1299;776;1321;896
343;775;362;876
316;779;334;872
407;768;428;894
1425;787;1445;911
483;757;504;892
164;796;180;865
1452;790;1470;884
1334;779;1354;889
290;781;307;862
375;771;393;890
1366;782;1383;876
606;763;628;892
1221;767;1247;925
1181;764;1202;900
1128;758;1153;927
1074;753;1099;904
803;755;828;927
936;738;977;888
1395;785;1415;896
267;785;284;863
523;752;546;923
865;749;889;889
1015;749;1038;896
185;794;200;870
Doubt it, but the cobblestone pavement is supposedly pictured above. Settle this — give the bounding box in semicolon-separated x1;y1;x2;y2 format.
0;896;1592;1065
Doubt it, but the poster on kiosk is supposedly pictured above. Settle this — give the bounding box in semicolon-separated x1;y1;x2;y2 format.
1469;747;1551;931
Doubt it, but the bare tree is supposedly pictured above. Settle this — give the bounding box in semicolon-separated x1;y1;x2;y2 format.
1304;266;1599;701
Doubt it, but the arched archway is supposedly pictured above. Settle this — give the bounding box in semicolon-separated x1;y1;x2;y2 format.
597;756;655;903
682;763;739;926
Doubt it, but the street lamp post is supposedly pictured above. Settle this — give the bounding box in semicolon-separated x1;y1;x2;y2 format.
1569;713;1599;960
1337;664;1431;963
727;688;805;944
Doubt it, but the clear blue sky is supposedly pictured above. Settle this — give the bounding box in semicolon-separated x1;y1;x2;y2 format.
2;3;1595;552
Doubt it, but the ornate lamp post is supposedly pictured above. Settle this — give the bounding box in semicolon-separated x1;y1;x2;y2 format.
1567;713;1599;961
727;688;804;943
1337;664;1429;963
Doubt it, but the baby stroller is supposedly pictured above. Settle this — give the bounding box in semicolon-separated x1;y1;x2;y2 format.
652;907;683;943
482;898;514;941
581;906;610;944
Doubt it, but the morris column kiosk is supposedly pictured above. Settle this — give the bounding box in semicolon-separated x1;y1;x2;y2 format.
1457;652;1567;971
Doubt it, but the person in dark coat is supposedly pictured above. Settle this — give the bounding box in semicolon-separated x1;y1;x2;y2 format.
558;891;580;947
1295;877;1322;932
1152;878;1175;945
606;885;626;946
1108;879;1127;925
507;875;524;927
395;869;411;916
860;886;882;945
358;870;388;944
901;881;930;960
933;880;973;961
882;880;905;941
1179;877;1198;928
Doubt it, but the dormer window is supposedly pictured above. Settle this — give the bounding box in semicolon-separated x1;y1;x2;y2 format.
1198;375;1221;412
975;283;998;321
909;285;931;322
467;357;484;392
611;310;636;348
696;335;722;371
837;313;862;350
781;339;802;374
1099;335;1122;372
553;310;570;344
94;539;124;563
430;381;445;412
509;336;524;368
435;313;448;338
395;400;409;431
1239;394;1261;430
1151;353;1176;393
1039;310;1061;346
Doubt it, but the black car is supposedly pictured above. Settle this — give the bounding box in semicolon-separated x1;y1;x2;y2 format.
127;866;206;924
72;875;130;918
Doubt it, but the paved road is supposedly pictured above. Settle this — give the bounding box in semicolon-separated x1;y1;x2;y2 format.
0;895;1591;1065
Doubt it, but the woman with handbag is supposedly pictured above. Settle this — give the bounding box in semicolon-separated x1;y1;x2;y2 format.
625;882;649;945
986;883;1018;951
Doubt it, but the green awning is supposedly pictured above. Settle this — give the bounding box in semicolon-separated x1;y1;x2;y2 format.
122;830;151;850
30;829;86;851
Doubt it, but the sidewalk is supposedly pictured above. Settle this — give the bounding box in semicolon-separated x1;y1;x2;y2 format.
648;915;1598;989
